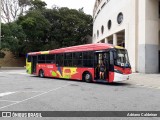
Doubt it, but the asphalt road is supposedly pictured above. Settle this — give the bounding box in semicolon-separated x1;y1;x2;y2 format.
0;70;159;120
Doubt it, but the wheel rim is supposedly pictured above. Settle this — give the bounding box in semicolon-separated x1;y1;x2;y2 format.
85;74;90;80
40;71;44;77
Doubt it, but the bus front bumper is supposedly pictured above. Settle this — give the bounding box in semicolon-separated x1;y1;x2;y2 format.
114;73;130;82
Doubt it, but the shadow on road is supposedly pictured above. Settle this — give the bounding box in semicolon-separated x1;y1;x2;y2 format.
29;76;132;87
91;81;132;87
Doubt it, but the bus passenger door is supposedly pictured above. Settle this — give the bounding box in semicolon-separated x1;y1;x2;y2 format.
94;52;109;81
31;56;37;74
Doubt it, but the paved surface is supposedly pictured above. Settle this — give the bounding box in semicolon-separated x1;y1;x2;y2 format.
128;73;160;89
0;69;159;120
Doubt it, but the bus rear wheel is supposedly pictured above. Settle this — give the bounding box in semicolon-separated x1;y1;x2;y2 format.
39;70;45;78
83;72;92;83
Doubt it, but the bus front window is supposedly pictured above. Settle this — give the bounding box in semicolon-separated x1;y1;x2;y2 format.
115;49;131;68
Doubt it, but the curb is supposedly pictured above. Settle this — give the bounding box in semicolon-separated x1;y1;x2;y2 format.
0;67;25;70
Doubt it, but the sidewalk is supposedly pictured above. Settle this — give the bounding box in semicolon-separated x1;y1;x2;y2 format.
128;73;160;89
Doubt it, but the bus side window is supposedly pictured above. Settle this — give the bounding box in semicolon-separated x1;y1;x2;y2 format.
83;51;94;59
64;53;72;67
38;55;46;63
27;55;31;62
73;52;82;67
56;54;64;66
46;54;55;63
64;60;72;66
83;51;94;67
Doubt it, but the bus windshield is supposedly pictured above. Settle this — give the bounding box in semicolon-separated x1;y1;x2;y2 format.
115;49;131;68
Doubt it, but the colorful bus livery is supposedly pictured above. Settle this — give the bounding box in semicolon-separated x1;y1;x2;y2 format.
26;43;132;83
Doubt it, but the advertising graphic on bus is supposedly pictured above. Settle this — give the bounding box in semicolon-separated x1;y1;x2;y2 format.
26;43;132;83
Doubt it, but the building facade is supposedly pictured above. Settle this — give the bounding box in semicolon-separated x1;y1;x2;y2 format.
93;0;160;73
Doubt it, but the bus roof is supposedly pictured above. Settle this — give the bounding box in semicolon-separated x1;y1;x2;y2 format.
28;43;117;55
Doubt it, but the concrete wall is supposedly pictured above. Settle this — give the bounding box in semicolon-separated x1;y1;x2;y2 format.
93;0;160;73
92;0;137;72
159;31;160;50
138;0;159;73
0;51;25;67
93;0;130;43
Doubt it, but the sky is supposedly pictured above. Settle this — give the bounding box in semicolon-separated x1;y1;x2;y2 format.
43;0;95;15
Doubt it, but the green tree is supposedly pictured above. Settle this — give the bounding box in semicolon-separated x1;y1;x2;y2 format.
42;7;93;48
29;0;47;10
17;10;51;52
1;0;50;57
1;23;26;57
1;0;93;58
17;6;92;52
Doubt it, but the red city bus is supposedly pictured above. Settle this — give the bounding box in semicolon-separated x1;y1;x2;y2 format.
26;43;132;83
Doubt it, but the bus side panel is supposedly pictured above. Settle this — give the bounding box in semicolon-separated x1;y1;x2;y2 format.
36;64;56;77
26;60;32;74
109;72;114;83
51;67;94;81
36;64;81;80
36;64;94;81
62;67;81;80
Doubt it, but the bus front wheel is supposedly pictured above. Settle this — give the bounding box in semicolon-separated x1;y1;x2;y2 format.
39;69;45;78
83;72;92;83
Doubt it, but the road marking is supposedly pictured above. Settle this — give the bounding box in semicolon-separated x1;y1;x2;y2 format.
19;91;45;93
0;92;16;97
0;84;70;110
0;100;20;103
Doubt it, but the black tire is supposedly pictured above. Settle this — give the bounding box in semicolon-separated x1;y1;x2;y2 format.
83;72;92;83
39;70;45;78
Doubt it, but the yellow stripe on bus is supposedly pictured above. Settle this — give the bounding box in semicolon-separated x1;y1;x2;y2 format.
40;51;49;54
115;46;124;49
